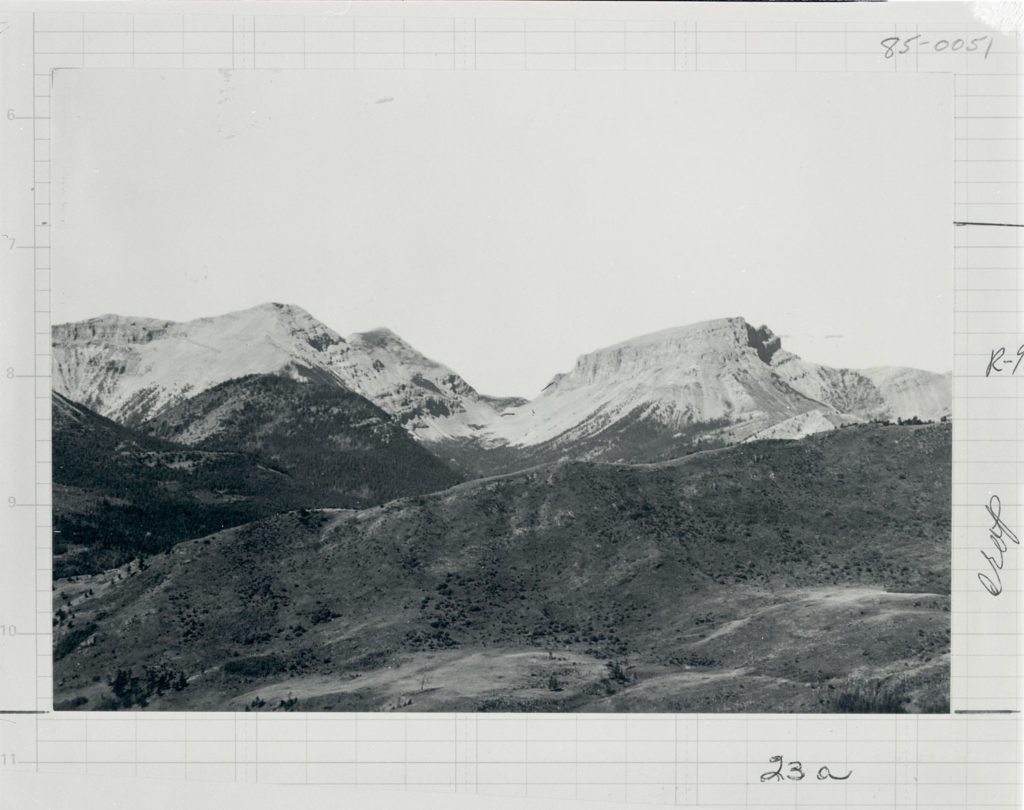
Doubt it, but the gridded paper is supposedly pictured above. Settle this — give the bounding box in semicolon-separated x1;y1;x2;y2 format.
0;1;1021;808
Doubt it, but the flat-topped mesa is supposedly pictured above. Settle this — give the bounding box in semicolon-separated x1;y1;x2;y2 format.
478;317;821;450
553;317;777;390
600;316;754;352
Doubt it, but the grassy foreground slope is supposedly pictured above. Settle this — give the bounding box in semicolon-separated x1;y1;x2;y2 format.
53;422;950;713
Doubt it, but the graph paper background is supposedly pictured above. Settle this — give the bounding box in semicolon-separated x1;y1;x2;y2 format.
0;1;1021;808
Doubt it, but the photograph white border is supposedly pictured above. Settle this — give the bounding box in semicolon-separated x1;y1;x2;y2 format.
0;1;1020;807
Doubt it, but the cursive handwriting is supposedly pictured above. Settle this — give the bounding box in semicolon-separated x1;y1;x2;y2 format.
985;344;1024;376
760;755;852;783
977;495;1020;596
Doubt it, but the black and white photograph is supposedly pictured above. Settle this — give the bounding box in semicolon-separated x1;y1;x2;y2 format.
50;69;952;713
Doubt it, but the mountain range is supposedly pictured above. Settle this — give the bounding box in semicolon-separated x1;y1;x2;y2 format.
53;303;950;470
51;303;951;712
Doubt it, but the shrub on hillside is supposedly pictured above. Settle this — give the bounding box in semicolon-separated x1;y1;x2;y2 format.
108;666;188;708
830;682;908;713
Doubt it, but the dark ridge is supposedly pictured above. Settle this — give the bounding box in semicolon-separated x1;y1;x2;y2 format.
306;333;344;352
353;328;401;350
411;373;444;396
746;323;782;365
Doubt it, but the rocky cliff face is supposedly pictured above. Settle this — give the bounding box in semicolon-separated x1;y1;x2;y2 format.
479;318;867;448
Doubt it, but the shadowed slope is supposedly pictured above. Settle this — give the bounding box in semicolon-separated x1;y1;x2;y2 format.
54;375;461;577
141;370;462;500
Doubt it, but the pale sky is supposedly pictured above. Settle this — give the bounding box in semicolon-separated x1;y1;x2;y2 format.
53;70;952;398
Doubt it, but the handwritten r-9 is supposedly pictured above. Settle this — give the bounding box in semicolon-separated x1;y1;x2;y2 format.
985;344;1024;377
880;34;993;60
760;755;852;783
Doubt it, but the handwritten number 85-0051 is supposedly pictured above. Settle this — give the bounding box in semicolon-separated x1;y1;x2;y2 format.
881;34;993;60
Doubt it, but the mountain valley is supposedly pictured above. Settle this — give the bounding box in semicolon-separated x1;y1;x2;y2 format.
51;303;952;712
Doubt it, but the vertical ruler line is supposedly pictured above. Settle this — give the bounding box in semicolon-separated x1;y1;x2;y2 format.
31;7;40;740
30;7;53;718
